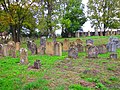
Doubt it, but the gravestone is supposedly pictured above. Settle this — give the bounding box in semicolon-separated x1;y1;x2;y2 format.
76;44;84;52
69;41;76;48
7;41;16;58
37;45;45;55
54;42;62;56
20;48;28;64
97;45;107;54
106;42;116;52
40;36;46;46
45;42;54;55
100;31;103;36
110;53;117;59
88;31;91;36
76;39;83;44
75;32;79;38
34;60;41;69
3;44;8;56
86;39;94;46
16;42;20;51
87;46;99;58
68;47;78;59
0;44;3;56
63;39;70;51
27;40;37;55
95;30;98;36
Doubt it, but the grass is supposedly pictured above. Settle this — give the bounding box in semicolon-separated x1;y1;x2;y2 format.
0;35;120;90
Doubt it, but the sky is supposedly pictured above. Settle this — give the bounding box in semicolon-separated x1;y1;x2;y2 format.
55;0;94;35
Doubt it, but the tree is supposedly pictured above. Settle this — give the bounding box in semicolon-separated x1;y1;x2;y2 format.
0;0;37;42
87;0;120;35
60;0;86;37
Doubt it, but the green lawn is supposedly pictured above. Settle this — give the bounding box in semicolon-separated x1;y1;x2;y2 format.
0;35;120;90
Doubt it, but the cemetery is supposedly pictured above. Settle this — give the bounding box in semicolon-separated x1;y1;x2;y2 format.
0;0;120;90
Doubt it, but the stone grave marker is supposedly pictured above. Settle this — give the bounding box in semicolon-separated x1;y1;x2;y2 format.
37;45;45;55
76;39;83;44
20;48;28;64
100;31;103;36
16;42;20;51
45;42;54;55
3;44;8;56
68;47;78;59
88;31;91;36
86;39;94;46
106;42;116;52
34;60;41;69
40;36;46;46
63;39;70;51
0;44;3;56
54;42;62;56
97;45;107;54
87;46;99;58
110;53;117;59
76;44;84;52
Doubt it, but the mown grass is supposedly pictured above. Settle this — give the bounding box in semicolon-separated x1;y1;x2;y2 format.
0;35;120;90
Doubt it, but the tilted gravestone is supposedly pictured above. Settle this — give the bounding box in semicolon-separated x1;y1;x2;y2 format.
97;44;107;54
37;45;45;55
40;36;46;46
34;60;41;69
3;44;8;56
16;42;20;51
86;39;94;46
68;47;78;59
7;41;16;58
0;44;3;56
63;39;70;51
45;42;54;55
54;42;62;56
20;48;28;64
110;53;117;59
87;46;99;58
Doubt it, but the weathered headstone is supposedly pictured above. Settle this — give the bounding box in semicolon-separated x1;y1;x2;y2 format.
40;36;46;46
76;39;83;44
106;42;116;52
76;44;84;52
97;45;107;54
37;45;45;55
63;39;70;51
87;46;99;58
75;32;80;38
16;42;20;51
0;44;3;56
95;30;98;36
20;48;28;64
34;60;41;69
7;41;16;58
68;47;78;59
88;31;91;36
3;44;8;56
54;42;62;56
45;42;54;55
86;39;94;46
110;53;117;59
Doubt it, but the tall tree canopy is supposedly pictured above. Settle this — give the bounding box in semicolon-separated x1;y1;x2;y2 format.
87;0;120;35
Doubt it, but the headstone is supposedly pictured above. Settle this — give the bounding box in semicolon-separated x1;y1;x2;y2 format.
69;41;76;48
87;46;99;58
76;39;83;44
0;44;3;56
76;44;84;52
54;42;62;56
45;42;54;55
95;30;98;36
34;60;41;69
63;39;70;51
16;42;20;51
100;31;103;36
68;47;78;59
40;36;46;46
88;31;91;36
20;48;28;64
106;42;117;52
75;32;79;38
110;53;117;59
3;44;8;56
97;45;107;54
86;39;94;46
37;45;45;55
7;41;16;58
